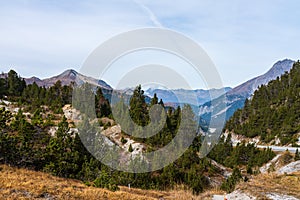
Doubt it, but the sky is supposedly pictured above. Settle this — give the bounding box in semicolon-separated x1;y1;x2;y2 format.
0;0;300;89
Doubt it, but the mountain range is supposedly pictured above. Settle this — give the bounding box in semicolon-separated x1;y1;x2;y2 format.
145;87;232;106
8;58;295;128
22;69;231;107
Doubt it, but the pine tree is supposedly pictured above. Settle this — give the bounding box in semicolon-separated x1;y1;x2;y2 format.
31;108;44;127
128;143;133;152
0;78;7;98
0;107;12;130
150;93;158;106
221;167;242;193
295;149;300;161
0;108;16;164
7;70;26;97
129;85;149;126
158;99;164;107
44;116;80;177
95;87;111;118
10;109;34;138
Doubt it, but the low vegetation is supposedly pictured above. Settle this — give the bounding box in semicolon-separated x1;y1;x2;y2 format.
0;164;224;200
236;171;300;199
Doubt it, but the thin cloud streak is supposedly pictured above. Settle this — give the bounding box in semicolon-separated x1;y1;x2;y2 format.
133;0;163;28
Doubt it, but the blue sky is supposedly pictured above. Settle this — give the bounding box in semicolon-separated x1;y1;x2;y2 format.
0;0;300;89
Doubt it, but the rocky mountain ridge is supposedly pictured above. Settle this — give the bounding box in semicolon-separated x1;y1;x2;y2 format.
24;69;112;90
199;59;295;122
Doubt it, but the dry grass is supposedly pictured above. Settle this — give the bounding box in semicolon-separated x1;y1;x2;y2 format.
236;172;300;199
0;165;221;200
0;164;156;200
120;185;224;200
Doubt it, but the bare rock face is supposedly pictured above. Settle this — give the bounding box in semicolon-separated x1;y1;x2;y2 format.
277;160;300;175
102;124;146;157
213;191;256;200
0;100;20;114
62;104;81;121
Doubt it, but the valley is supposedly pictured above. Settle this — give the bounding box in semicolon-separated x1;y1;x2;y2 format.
1;59;300;199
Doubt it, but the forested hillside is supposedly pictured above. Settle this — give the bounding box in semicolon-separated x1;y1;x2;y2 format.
0;69;276;195
0;71;221;194
225;61;300;145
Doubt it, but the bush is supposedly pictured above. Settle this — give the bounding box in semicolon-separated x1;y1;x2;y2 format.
281;150;293;165
121;136;127;144
93;171;119;191
221;167;242;193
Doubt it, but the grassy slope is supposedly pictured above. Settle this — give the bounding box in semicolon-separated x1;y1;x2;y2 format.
236;172;300;199
2;163;299;200
0;165;223;200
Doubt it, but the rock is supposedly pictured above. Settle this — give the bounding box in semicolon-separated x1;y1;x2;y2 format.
48;127;58;137
260;154;281;173
277;160;300;175
213;190;256;200
266;193;299;200
62;104;81;121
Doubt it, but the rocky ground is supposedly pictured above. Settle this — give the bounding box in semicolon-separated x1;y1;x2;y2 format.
213;152;300;200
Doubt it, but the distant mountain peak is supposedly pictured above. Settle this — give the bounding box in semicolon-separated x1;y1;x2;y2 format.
25;76;43;85
274;58;294;64
227;59;295;97
22;69;112;90
57;69;78;79
267;59;294;75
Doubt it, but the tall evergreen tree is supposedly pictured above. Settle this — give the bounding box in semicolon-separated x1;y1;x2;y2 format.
0;107;11;130
129;85;149;126
158;99;164;107
0;78;7;98
95;87;111;118
295;149;300;161
150;93;158;106
7;70;26;96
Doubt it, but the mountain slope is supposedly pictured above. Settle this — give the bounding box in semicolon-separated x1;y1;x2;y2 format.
234;171;300;199
225;61;300;145
24;69;112;90
227;59;295;97
199;59;295;123
0;164;170;200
